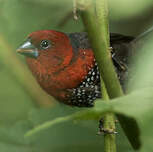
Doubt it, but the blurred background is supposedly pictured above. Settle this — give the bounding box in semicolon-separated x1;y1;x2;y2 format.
0;0;153;151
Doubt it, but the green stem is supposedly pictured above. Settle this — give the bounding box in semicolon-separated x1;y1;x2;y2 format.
80;0;137;150
80;0;123;98
101;78;116;152
79;0;117;151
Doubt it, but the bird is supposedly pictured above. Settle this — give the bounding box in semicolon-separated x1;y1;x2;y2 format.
17;30;134;107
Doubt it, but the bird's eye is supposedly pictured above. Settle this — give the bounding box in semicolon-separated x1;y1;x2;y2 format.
40;40;51;50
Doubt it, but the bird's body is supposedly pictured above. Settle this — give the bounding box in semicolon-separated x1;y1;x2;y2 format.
17;30;134;107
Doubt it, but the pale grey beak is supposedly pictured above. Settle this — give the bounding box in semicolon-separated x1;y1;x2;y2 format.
17;40;39;58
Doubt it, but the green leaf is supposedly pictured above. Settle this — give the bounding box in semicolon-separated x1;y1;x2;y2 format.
111;88;153;152
25;105;133;152
25;102;110;137
0;121;37;152
25;87;153;151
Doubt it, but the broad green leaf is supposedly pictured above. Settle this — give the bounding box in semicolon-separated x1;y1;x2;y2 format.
24;105;133;152
25;102;110;137
111;88;153;152
0;121;37;152
24;87;153;151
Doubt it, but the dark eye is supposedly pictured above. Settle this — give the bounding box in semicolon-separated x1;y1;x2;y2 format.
40;40;51;49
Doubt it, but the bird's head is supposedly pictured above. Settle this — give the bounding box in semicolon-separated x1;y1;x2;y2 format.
17;30;74;72
17;30;95;103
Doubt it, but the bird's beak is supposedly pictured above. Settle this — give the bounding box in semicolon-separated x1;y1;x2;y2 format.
17;40;39;58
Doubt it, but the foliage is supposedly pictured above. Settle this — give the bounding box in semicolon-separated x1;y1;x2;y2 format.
0;0;153;152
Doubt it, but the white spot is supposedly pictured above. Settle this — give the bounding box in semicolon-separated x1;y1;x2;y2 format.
77;89;81;93
91;85;94;88
83;81;85;85
77;92;81;96
86;84;89;87
87;78;90;82
88;71;91;75
91;76;94;81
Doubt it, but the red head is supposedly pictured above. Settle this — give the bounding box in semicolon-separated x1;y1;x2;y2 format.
17;30;95;103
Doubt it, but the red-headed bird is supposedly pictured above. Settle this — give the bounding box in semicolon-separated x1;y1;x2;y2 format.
17;30;134;107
